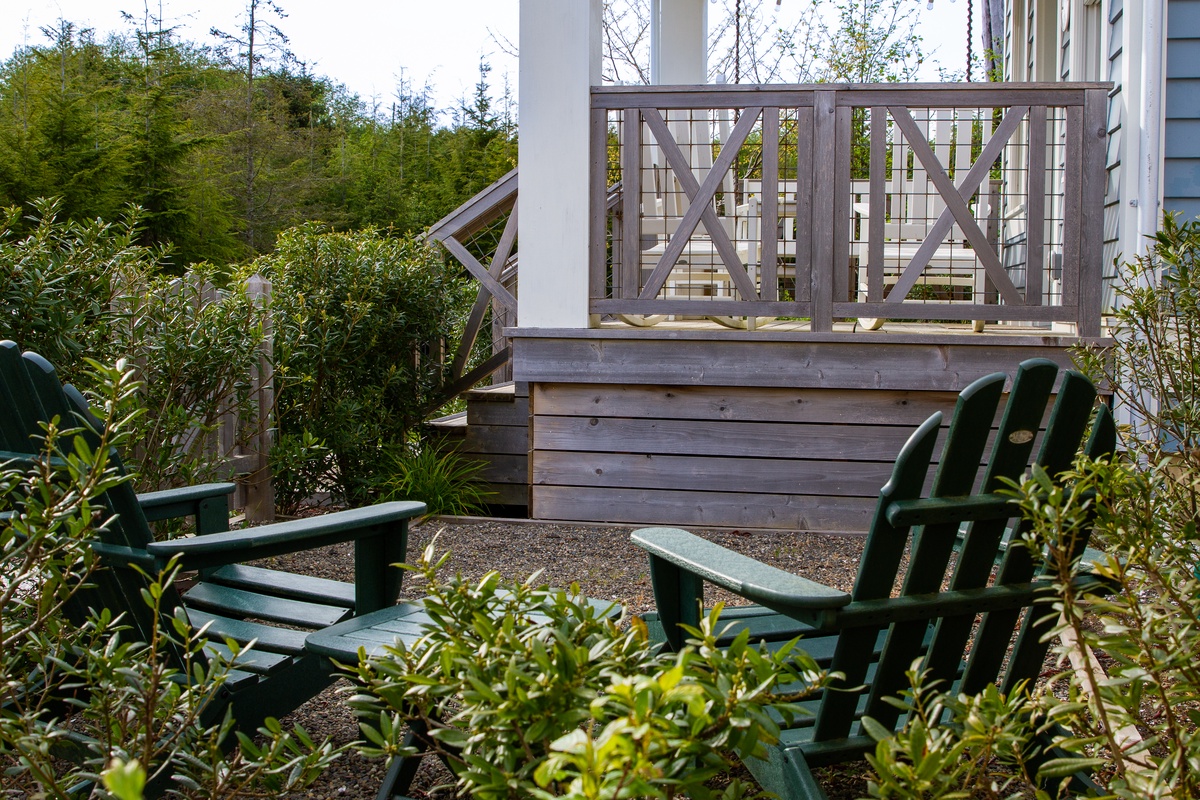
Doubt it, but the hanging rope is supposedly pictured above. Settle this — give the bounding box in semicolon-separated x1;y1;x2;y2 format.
966;0;974;81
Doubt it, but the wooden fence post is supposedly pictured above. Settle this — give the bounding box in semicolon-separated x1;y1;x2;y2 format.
244;274;276;522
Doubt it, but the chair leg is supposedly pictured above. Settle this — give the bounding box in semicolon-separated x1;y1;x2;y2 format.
744;744;831;800
376;715;458;800
376;756;412;800
646;554;703;652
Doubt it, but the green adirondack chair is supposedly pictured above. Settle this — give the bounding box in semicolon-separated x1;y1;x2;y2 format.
632;358;1116;800
0;342;425;772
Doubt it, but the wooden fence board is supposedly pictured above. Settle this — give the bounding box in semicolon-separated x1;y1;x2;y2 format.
482;482;529;507
475;453;529;486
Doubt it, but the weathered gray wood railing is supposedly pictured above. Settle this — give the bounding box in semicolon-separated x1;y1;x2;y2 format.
591;82;1109;335
426;169;519;393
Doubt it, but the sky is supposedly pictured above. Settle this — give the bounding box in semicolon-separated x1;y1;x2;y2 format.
0;0;972;115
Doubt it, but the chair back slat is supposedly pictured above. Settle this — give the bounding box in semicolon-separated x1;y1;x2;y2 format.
861;372;1007;730
1035;370;1100;476
0;342;49;448
22;353;160;552
0;342;34;449
1;343;188;665
816;358;1111;741
992;397;1115;695
956;369;1100;695
814;411;943;740
979;359;1059;491
920;359;1061;691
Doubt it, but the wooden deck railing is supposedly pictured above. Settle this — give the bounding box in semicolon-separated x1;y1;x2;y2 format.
590;82;1109;335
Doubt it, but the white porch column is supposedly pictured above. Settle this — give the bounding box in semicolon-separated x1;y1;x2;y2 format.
517;0;601;329
651;0;707;84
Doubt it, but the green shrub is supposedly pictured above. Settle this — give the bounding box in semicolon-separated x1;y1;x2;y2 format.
0;200;270;493
110;265;270;490
269;430;334;514
374;443;493;518
0;198;156;381
864;216;1200;799
348;543;833;800
255;225;471;505
0;360;338;798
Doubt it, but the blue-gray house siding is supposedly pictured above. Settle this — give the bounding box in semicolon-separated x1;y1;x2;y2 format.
1165;0;1200;221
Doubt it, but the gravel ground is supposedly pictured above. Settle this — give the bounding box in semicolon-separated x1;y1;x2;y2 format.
261;516;871;800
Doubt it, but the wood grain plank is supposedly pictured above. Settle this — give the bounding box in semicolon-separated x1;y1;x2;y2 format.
834;106;852;304
532;416;929;461
1078;88;1107;336
592;107;610;302
532;450;896;497
1025;106;1046;305
531;485;876;532
795;106;815;302
469;453;529;485
868;106;886;302
532;384;963;425
761;106;780;299
463;425;529;455
621;110;642;299
811;91;837;331
1062;104;1084;310
486;483;530;506
467;398;529;427
513;336;1077;390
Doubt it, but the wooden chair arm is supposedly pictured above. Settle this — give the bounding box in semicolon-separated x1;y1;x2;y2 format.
145;501;425;571
146;501;425;614
138;483;236;534
633;527;849;611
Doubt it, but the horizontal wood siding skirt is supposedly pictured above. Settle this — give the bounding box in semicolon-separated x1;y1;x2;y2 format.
498;332;1101;531
533;415;933;461
475;453;529;486
533;384;963;425
511;331;1087;391
463;425;529;456
533;486;876;532
467;396;529;427
534;450;897;497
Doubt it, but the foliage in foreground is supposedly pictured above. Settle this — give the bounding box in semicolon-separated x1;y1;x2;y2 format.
349;543;833;800
864;216;1200;799
0;360;338;797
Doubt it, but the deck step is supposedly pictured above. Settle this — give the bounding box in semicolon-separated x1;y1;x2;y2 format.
427;410;467;430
